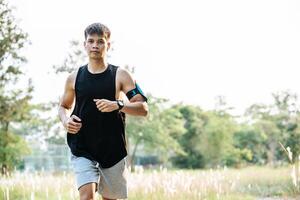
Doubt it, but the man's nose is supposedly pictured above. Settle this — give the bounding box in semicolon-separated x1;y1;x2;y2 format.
92;42;99;48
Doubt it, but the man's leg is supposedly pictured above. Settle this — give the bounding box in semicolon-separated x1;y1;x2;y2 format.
71;155;100;200
98;158;127;199
79;183;98;200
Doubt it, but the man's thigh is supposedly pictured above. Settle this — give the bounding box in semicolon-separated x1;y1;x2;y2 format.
71;155;100;190
99;158;128;199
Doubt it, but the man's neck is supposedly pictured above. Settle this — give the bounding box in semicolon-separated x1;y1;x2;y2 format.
88;59;108;73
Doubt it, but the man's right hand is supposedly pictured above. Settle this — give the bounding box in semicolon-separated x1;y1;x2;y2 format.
64;115;82;134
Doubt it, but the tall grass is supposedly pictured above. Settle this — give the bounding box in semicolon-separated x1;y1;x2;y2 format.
0;171;77;200
128;166;294;200
0;166;298;200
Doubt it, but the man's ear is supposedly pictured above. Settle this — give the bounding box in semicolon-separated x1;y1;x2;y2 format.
83;41;86;48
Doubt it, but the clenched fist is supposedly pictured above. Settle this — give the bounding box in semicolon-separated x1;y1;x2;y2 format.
93;99;118;112
64;115;82;134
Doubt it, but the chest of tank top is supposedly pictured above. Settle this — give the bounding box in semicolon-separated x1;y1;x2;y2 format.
75;64;116;101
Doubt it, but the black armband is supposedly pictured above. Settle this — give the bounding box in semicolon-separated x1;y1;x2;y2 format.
126;83;148;102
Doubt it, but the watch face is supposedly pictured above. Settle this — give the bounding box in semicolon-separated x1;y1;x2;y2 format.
118;100;124;108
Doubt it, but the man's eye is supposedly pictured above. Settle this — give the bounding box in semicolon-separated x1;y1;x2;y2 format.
88;40;93;43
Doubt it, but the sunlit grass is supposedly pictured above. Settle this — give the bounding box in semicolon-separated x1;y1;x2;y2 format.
0;166;299;200
0;172;77;200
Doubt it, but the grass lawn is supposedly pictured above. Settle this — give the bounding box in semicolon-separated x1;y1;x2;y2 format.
0;165;299;200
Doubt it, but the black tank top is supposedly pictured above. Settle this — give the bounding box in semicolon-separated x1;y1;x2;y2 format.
67;64;127;168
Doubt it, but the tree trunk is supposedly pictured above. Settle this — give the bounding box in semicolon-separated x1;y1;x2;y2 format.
1;164;8;176
267;140;276;166
295;154;300;188
130;137;142;172
1;121;10;176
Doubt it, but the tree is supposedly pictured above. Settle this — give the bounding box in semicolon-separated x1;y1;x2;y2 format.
171;105;207;168
200;111;238;167
246;104;275;164
271;91;300;188
172;101;242;168
0;0;33;173
244;91;300;165
126;95;186;170
233;125;267;165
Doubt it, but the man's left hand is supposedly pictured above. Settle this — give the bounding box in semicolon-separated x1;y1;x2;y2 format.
93;99;118;112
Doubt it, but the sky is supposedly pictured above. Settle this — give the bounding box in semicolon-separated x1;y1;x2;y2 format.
9;0;300;115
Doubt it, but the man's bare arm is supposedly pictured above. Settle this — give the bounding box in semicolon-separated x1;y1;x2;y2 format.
118;68;148;116
58;72;82;134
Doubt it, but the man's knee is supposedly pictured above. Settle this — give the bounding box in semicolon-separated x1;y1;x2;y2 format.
79;183;97;200
80;192;97;200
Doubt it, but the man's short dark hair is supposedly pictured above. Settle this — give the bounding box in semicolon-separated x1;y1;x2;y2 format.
84;23;111;40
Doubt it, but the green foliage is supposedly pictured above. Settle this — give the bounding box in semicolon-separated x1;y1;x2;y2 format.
0;0;32;124
200;111;238;167
126;95;185;165
0;0;35;173
233;127;267;164
171;104;240;168
244;91;300;165
0;0;28;84
222;147;252;167
0;131;30;171
285;125;300;161
171;105;206;168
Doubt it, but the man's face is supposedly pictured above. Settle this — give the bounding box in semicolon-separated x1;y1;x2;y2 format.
84;34;110;60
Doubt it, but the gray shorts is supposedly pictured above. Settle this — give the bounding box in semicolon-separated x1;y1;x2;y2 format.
71;155;128;199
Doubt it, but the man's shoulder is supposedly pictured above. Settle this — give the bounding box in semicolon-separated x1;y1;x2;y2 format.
115;65;131;74
67;65;84;84
116;67;135;89
116;67;132;79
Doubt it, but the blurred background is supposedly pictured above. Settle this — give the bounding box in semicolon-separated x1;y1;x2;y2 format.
1;0;300;199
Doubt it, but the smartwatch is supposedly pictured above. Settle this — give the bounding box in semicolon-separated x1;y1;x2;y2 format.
116;100;124;111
